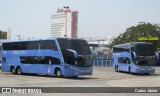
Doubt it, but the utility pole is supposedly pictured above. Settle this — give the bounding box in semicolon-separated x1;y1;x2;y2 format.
17;35;21;40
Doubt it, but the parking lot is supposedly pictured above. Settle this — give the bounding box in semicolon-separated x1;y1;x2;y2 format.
0;67;160;96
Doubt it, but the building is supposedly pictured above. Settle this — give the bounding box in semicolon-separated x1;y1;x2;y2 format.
51;7;78;38
0;31;7;39
84;36;115;51
0;29;11;44
83;36;116;59
0;29;11;62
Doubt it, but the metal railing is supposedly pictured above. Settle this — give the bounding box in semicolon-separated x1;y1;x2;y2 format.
93;59;112;67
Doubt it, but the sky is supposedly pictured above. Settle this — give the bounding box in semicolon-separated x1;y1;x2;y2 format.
0;0;160;40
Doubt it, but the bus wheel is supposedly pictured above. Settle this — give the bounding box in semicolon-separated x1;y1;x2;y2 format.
55;69;62;78
72;76;78;78
11;66;16;75
128;67;131;74
115;66;119;72
17;67;22;75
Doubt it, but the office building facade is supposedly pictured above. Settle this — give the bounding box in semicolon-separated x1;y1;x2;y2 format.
51;8;78;38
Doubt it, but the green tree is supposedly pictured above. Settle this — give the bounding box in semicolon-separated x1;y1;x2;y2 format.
110;22;160;51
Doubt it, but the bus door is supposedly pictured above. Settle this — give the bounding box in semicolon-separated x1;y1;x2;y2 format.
64;63;74;76
41;64;50;74
63;49;76;76
63;56;74;76
1;57;10;72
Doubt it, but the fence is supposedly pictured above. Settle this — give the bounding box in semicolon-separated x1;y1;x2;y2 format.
93;59;112;67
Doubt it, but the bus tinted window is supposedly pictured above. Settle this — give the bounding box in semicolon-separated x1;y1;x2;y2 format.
57;38;71;50
113;48;130;53
27;41;38;50
71;39;91;55
3;42;29;50
20;56;60;64
3;40;58;51
118;57;131;64
135;44;154;56
40;40;58;51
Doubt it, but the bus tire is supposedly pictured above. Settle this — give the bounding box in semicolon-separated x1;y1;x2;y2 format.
128;67;131;74
115;66;117;71
115;65;119;72
10;66;16;75
55;68;63;78
17;67;22;75
72;76;78;78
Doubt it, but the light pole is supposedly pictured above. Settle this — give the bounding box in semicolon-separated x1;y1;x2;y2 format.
17;35;21;40
63;6;70;38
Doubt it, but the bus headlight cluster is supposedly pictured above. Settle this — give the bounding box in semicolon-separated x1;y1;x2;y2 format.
147;66;155;70
150;66;155;70
136;66;139;69
136;66;145;70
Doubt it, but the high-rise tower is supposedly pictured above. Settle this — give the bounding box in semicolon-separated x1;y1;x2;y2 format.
51;7;78;38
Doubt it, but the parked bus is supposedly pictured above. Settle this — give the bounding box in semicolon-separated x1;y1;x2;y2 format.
1;38;93;77
155;53;160;66
0;44;2;69
112;42;158;74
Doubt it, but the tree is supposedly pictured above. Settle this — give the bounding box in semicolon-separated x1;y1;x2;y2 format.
110;22;160;51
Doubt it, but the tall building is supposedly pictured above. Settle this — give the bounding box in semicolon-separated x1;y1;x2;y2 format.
0;31;7;39
0;29;11;62
51;7;78;38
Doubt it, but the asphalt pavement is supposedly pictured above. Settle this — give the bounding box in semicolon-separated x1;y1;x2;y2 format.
0;67;160;96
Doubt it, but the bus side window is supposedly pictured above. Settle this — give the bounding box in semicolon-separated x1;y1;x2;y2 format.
112;58;114;63
2;57;6;63
40;40;58;51
119;57;131;64
125;57;131;64
118;57;124;64
122;58;126;63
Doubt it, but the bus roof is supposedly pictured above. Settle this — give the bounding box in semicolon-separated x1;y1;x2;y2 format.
2;38;88;44
57;38;86;41
113;42;152;47
2;38;57;44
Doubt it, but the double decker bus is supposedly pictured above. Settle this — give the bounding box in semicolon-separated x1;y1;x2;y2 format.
1;38;93;77
112;42;158;74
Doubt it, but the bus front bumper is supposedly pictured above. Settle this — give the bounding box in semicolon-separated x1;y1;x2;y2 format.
135;66;155;74
73;67;93;76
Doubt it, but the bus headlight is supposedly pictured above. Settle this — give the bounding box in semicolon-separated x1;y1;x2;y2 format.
136;66;139;69
151;66;155;70
146;66;155;70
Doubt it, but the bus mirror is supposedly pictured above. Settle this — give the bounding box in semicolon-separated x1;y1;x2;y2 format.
67;49;78;58
75;61;78;65
132;52;136;59
155;52;159;59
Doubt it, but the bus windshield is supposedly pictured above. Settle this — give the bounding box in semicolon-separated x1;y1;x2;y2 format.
136;56;156;66
71;39;91;55
135;43;155;56
57;38;71;50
